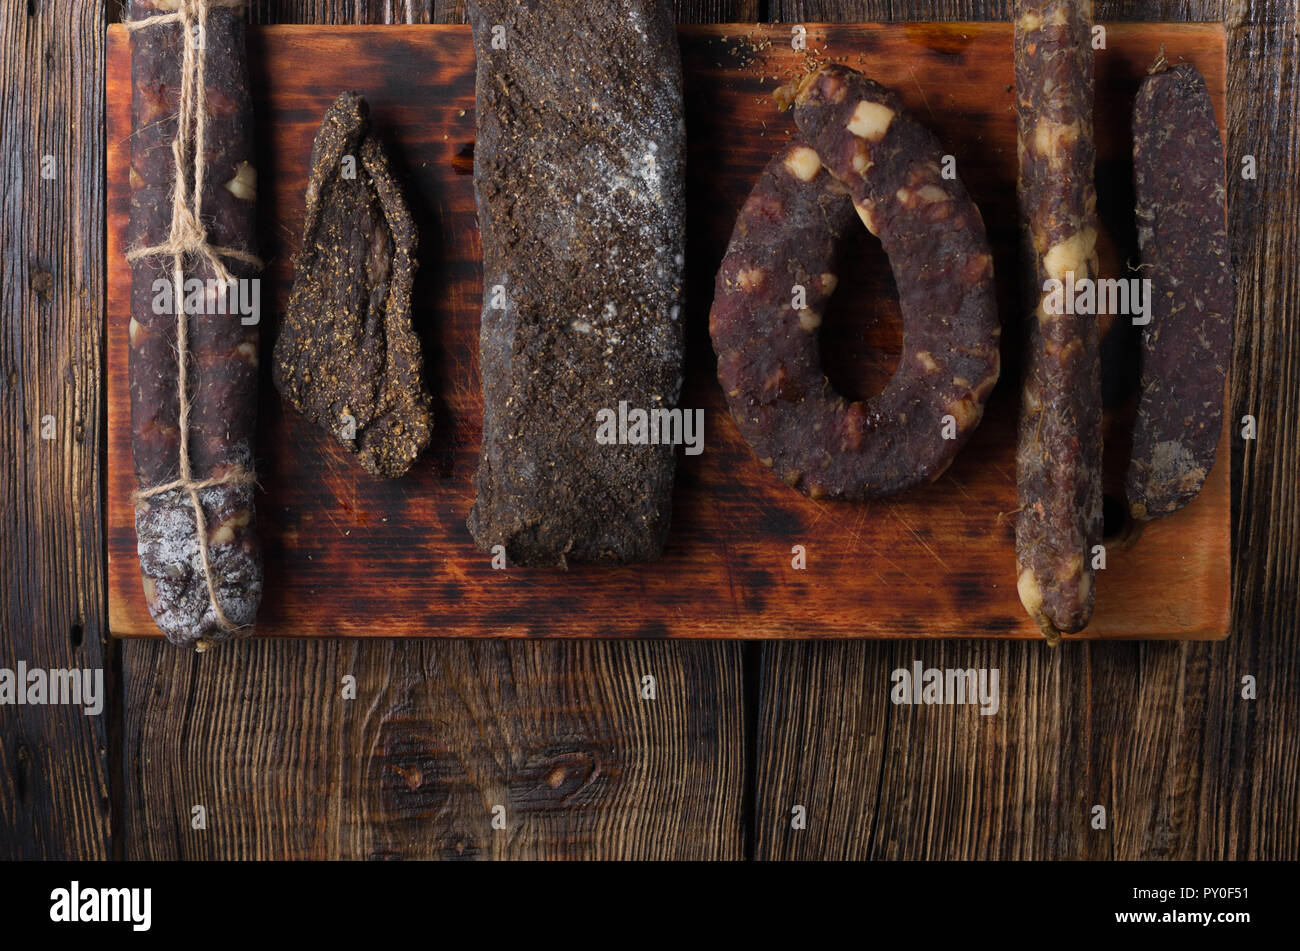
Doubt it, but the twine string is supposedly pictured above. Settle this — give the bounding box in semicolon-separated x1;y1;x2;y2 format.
127;0;259;634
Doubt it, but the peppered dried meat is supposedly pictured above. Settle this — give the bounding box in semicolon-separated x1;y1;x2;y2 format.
274;91;432;479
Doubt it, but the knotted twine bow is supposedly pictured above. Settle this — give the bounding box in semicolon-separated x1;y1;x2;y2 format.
126;0;263;640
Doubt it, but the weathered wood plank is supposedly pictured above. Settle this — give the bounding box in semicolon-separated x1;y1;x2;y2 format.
1213;13;1300;859
773;2;1234;21
0;0;113;861
124;639;743;858
120;0;747;862
755;0;1298;860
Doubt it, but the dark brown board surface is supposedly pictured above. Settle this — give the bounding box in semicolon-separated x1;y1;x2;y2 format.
106;22;1229;640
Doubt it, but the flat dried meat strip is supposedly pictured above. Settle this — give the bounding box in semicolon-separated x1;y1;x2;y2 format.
274;91;432;478
1126;60;1233;520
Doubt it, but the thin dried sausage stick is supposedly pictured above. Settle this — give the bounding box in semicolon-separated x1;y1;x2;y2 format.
710;66;999;500
1126;60;1233;520
127;0;262;649
1013;0;1102;641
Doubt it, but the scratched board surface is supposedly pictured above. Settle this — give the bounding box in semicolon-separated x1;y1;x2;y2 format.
105;22;1229;640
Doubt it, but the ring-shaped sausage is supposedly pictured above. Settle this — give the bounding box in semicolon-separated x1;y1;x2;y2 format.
709;65;1000;500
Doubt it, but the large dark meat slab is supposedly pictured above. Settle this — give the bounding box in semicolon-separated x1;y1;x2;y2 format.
465;0;687;567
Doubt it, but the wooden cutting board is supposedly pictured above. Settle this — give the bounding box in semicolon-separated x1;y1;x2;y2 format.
105;22;1230;640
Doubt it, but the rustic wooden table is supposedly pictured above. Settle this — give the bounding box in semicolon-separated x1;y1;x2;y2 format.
2;0;1295;860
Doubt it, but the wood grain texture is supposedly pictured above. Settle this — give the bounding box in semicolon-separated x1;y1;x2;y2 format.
237;1;764;26
0;0;114;860
116;0;748;862
104;22;1229;641
1215;12;1300;859
753;0;1299;861
124;638;742;858
772;2;1236;21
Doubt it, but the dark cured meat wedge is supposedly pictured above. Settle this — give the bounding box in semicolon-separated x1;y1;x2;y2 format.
274;91;432;479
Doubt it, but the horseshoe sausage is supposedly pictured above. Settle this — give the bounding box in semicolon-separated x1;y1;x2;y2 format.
710;65;1000;501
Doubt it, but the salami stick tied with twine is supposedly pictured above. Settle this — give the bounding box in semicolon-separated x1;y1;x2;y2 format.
126;0;263;650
